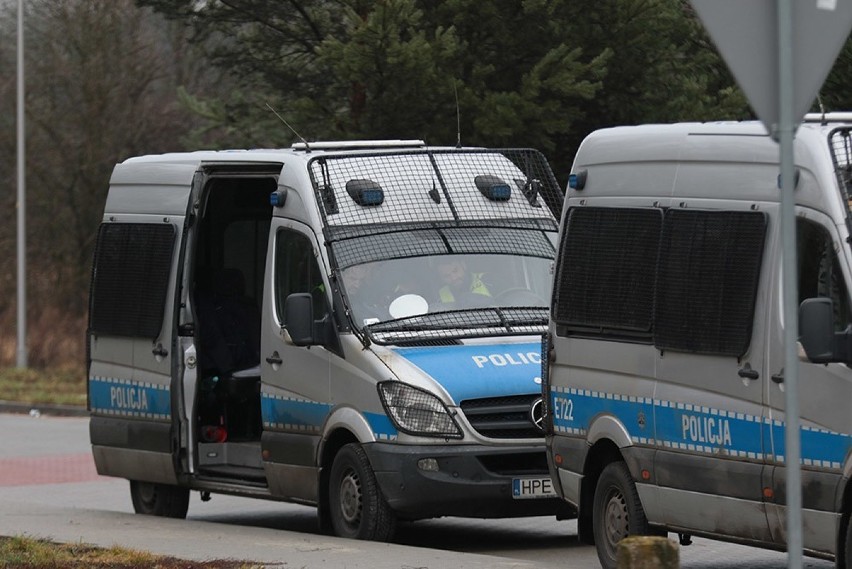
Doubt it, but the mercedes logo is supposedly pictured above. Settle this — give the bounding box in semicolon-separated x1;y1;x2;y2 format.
529;397;544;433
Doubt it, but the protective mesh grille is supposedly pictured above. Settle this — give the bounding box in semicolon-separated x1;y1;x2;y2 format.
654;209;766;357
332;225;555;268
365;307;547;345
89;223;175;339
828;127;852;208
553;207;662;332
308;148;562;232
378;381;462;438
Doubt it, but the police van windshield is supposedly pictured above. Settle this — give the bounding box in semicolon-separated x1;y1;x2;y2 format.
341;253;553;328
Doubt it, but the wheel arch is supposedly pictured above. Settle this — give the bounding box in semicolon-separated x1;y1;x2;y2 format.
317;427;360;533
836;476;852;568
577;437;625;544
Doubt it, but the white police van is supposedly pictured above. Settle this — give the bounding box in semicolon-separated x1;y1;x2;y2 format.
87;140;570;540
545;115;852;568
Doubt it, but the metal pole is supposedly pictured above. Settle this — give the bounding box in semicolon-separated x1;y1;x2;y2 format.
777;0;802;566
16;0;27;369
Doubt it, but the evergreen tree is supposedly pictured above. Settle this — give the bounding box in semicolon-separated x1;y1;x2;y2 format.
136;0;609;157
135;0;762;171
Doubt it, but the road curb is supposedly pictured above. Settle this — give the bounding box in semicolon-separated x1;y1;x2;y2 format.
0;400;88;417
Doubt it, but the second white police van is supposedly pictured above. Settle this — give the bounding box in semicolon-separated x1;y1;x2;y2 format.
545;115;852;568
87;139;571;541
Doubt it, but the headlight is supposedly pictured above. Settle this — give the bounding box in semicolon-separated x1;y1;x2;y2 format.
377;381;462;438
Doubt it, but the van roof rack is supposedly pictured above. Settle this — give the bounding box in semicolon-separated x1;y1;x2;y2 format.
803;112;852;124
291;140;426;151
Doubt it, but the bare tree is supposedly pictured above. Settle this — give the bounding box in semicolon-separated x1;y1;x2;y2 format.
0;0;27;356
0;0;234;367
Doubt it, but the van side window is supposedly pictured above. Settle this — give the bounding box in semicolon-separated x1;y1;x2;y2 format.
554;207;767;357
655;209;766;357
275;230;328;322
797;219;852;331
90;223;175;339
553;207;662;336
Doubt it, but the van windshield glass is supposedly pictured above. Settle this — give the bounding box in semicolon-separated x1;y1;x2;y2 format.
340;252;553;329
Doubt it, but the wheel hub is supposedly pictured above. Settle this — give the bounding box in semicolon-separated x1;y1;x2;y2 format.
604;490;628;548
339;469;362;524
138;482;156;505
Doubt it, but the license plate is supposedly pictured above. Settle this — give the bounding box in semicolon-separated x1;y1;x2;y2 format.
512;476;557;499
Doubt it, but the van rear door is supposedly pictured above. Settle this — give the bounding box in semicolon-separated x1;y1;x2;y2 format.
88;161;197;484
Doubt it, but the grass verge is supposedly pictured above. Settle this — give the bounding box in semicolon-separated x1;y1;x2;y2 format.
0;366;86;407
0;374;268;569
0;536;261;568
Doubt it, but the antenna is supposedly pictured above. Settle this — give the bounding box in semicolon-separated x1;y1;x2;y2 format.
266;103;311;152
817;94;827;124
453;80;462;148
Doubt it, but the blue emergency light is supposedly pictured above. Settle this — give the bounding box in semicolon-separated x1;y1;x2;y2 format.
346;179;385;206
475;175;511;201
568;169;587;190
269;188;288;207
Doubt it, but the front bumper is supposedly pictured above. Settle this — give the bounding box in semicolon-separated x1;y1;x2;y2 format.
363;442;573;520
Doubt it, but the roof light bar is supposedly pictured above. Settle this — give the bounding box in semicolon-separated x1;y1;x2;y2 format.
291;140;426;151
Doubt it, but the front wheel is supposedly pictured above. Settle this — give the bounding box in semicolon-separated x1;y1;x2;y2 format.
328;443;396;541
129;480;190;519
592;461;650;569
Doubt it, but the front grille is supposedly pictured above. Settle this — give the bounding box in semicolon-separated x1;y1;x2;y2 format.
460;394;543;439
477;451;549;475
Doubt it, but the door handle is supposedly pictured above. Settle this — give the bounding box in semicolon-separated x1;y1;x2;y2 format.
265;353;283;365
737;364;759;380
771;370;784;384
152;343;168;358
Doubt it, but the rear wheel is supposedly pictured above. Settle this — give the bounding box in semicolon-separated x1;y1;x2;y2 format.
592;461;649;569
129;480;190;519
328;443;396;541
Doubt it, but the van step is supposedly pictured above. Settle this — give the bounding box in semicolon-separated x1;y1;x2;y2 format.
197;465;267;484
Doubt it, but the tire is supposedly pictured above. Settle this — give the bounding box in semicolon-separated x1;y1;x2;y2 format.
592;461;650;569
328;443;396;541
129;480;190;519
844;513;852;569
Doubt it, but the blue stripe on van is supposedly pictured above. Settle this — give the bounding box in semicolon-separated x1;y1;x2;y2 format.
88;376;171;419
260;394;398;441
365;412;398;441
654;399;764;457
394;342;543;403
550;386;851;470
261;395;330;434
767;421;852;467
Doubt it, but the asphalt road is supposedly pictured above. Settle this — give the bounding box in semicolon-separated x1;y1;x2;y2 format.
0;411;835;568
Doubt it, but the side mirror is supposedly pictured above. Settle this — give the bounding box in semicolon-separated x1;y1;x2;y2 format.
284;293;314;346
799;297;837;363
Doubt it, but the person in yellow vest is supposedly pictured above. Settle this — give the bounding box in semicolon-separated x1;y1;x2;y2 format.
436;258;491;305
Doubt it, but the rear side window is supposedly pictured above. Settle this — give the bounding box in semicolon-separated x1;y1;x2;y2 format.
655;210;766;356
553;207;661;334
89;223;176;339
553;207;766;358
